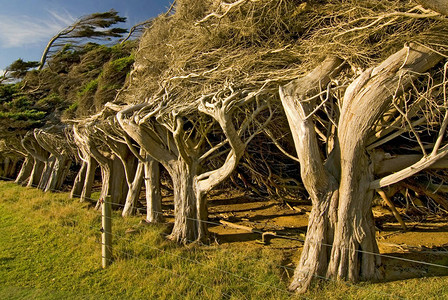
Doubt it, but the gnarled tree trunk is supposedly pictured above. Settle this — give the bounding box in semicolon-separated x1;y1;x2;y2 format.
21;132;51;189
34;128;72;192
281;44;442;293
71;138;98;202
144;154;162;223
15;155;33;185
27;158;45;188
71;161;87;198
80;156;98;202
117;90;263;243
122;156;144;217
417;0;448;16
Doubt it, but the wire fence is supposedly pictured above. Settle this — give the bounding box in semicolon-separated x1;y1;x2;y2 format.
1;174;448;299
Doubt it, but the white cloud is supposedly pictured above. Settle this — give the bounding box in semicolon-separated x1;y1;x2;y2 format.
0;10;75;48
47;9;76;27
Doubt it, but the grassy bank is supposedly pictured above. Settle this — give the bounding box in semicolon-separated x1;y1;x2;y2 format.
0;181;447;299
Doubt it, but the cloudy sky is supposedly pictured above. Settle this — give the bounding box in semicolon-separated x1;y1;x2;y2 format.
0;0;173;74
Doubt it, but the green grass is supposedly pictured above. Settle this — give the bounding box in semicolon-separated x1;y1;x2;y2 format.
0;181;447;299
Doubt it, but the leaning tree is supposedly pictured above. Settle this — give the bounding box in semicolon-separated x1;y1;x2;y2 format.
117;83;272;243
20;126;73;192
38;10;127;70
72;118;128;209
275;2;448;292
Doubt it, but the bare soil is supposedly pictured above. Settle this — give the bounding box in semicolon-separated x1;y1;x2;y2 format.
159;189;448;282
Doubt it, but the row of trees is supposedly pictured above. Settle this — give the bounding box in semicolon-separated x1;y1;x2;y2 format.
1;0;448;294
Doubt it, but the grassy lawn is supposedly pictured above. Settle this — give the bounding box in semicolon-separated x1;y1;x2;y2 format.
0;181;447;299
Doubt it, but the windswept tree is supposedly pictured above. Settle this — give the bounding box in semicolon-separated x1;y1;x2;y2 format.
0;59;40;83
21;126;73;191
72;118;128;209
38;10;127;70
70;106;163;220
117;83;272;243
274;2;448;293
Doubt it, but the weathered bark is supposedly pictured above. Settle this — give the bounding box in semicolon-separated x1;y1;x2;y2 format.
103;137;140;216
110;157;128;208
71;134;98;203
169;160;202;243
73;125;127;209
38;155;55;190
280;57;343;293
122;157;144;217
417;0;448;16
281;44;442;293
374;153;448;175
118;111;203;242
71;161;87;198
327;44;441;281
21;132;51;189
144;154;162;223
33;128;72;192
80;156;97;202
43;154;70;192
118;91;262;243
3;157;20;178
92;153;127;209
27;159;44;187
15;156;33;184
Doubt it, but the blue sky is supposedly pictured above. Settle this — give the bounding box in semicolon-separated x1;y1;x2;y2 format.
0;0;173;74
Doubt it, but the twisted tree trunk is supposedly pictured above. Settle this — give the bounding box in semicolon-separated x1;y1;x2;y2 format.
118;90;263;243
122;157;144;217
71;136;98;202
103;138;140;216
168;160;203;242
71;161;87;198
3;157;20;178
34;129;72;192
144;154;162;223
281;44;442;293
417;0;448;15
280;57;342;293
15;155;33;184
21;132;51;189
80;156;97;202
27;159;45;188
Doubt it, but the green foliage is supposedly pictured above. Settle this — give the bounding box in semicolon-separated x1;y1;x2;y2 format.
0;82;48;140
39;10;128;70
9;96;33;111
35;93;63;109
0;84;18;104
0;110;46;121
67;102;79;112
5;59;40;79
78;79;99;97
62;102;79;119
110;56;134;72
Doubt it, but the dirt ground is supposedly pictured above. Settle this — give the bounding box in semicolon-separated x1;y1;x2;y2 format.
158;189;448;281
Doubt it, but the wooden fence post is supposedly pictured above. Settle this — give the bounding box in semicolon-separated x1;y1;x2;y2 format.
102;195;112;268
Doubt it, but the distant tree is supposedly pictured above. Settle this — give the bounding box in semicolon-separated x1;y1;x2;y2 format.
38;10;127;70
0;59;39;83
7;59;40;79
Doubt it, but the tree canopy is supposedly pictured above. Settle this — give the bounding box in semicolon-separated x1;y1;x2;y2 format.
38;10;127;70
